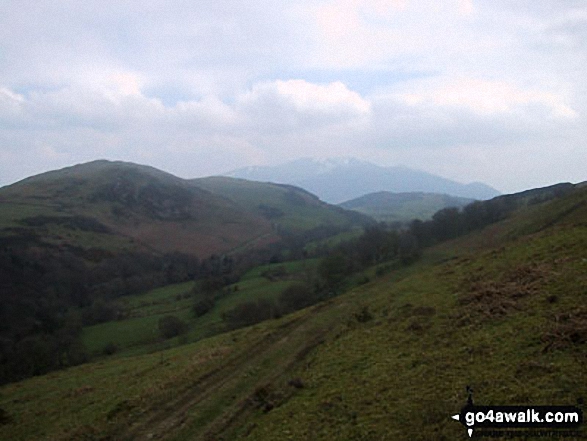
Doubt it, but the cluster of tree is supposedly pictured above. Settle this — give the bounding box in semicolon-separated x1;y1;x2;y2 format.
210;185;580;334
0;237;245;385
407;183;577;248
315;225;421;293
221;282;325;330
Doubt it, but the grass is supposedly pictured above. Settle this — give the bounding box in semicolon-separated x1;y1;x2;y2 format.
193;176;362;232
81;260;321;357
2;186;587;440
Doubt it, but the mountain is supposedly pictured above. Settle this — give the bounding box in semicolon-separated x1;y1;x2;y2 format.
0;160;277;257
191;176;372;232
339;191;474;223
0;160;373;258
227;157;501;203
3;182;586;440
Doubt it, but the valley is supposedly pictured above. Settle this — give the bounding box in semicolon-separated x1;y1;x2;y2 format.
0;162;585;440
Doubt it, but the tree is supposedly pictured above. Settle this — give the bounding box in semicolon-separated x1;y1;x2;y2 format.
222;299;276;329
279;283;318;313
158;315;188;339
318;252;349;291
398;232;421;265
193;297;215;317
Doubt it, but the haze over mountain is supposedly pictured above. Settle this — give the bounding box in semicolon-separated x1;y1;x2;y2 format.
227;158;500;204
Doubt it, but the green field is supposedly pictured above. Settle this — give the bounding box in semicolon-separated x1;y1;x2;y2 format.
82;260;321;357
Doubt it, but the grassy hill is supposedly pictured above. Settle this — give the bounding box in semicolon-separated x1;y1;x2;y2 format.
339;191;474;224
1;184;586;440
0;160;277;257
192;176;372;233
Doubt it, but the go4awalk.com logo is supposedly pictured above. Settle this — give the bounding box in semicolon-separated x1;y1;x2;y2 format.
451;387;584;438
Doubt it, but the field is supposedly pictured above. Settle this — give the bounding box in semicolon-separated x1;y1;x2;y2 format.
82;260;321;358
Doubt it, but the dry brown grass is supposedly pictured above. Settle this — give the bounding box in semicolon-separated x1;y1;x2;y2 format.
541;307;587;352
455;263;551;324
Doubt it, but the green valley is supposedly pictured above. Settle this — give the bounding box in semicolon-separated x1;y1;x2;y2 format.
1;177;585;440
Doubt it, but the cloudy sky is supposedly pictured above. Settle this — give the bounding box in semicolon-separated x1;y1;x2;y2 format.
1;0;585;193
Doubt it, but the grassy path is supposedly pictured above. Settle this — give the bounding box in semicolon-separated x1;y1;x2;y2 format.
116;301;339;441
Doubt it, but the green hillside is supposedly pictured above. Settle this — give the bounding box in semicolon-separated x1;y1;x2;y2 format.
80;259;321;358
1;184;586;440
339;191;474;223
0;160;276;257
192;176;372;232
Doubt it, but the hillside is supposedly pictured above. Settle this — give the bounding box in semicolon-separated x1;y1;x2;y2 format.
227;158;500;203
192;176;372;233
1;183;585;440
0;160;277;257
339;191;474;224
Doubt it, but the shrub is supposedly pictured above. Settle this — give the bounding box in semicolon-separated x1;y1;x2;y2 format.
222;299;276;329
193;297;215;317
158;315;188;339
278;283;317;313
102;342;118;356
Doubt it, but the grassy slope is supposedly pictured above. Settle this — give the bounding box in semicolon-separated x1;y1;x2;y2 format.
192;176;370;232
339;191;474;223
1;186;586;440
0;161;276;257
81;260;320;357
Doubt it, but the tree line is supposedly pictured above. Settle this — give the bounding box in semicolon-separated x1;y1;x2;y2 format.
216;185;577;331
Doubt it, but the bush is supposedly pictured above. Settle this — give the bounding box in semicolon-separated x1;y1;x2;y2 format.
102;342;118;356
193;297;215;317
158;315;188;339
222;299;276;329
81;300;119;326
279;283;318;313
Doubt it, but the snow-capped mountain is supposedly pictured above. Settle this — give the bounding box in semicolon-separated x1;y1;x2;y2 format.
226;158;500;204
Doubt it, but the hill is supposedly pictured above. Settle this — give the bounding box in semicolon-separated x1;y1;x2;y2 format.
0;160;277;257
1;182;585;439
0;161;371;384
339;191;474;223
227;157;501;203
192;176;372;233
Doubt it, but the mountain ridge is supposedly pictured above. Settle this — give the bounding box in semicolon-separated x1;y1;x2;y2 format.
226;157;501;203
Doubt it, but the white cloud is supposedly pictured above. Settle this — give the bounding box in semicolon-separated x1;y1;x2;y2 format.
400;78;577;118
0;0;586;192
241;80;370;116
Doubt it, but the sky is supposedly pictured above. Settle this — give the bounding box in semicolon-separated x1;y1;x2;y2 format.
0;0;586;193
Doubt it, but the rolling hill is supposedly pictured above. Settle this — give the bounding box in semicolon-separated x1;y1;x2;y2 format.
339;191;474;223
1;182;585;440
192;176;372;232
0;160;371;258
0;160;277;257
227;157;501;203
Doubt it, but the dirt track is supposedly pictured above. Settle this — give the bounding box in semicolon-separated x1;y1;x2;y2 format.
117;301;338;441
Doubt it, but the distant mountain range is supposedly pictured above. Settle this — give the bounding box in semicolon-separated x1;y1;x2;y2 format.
226;158;501;204
340;191;474;224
